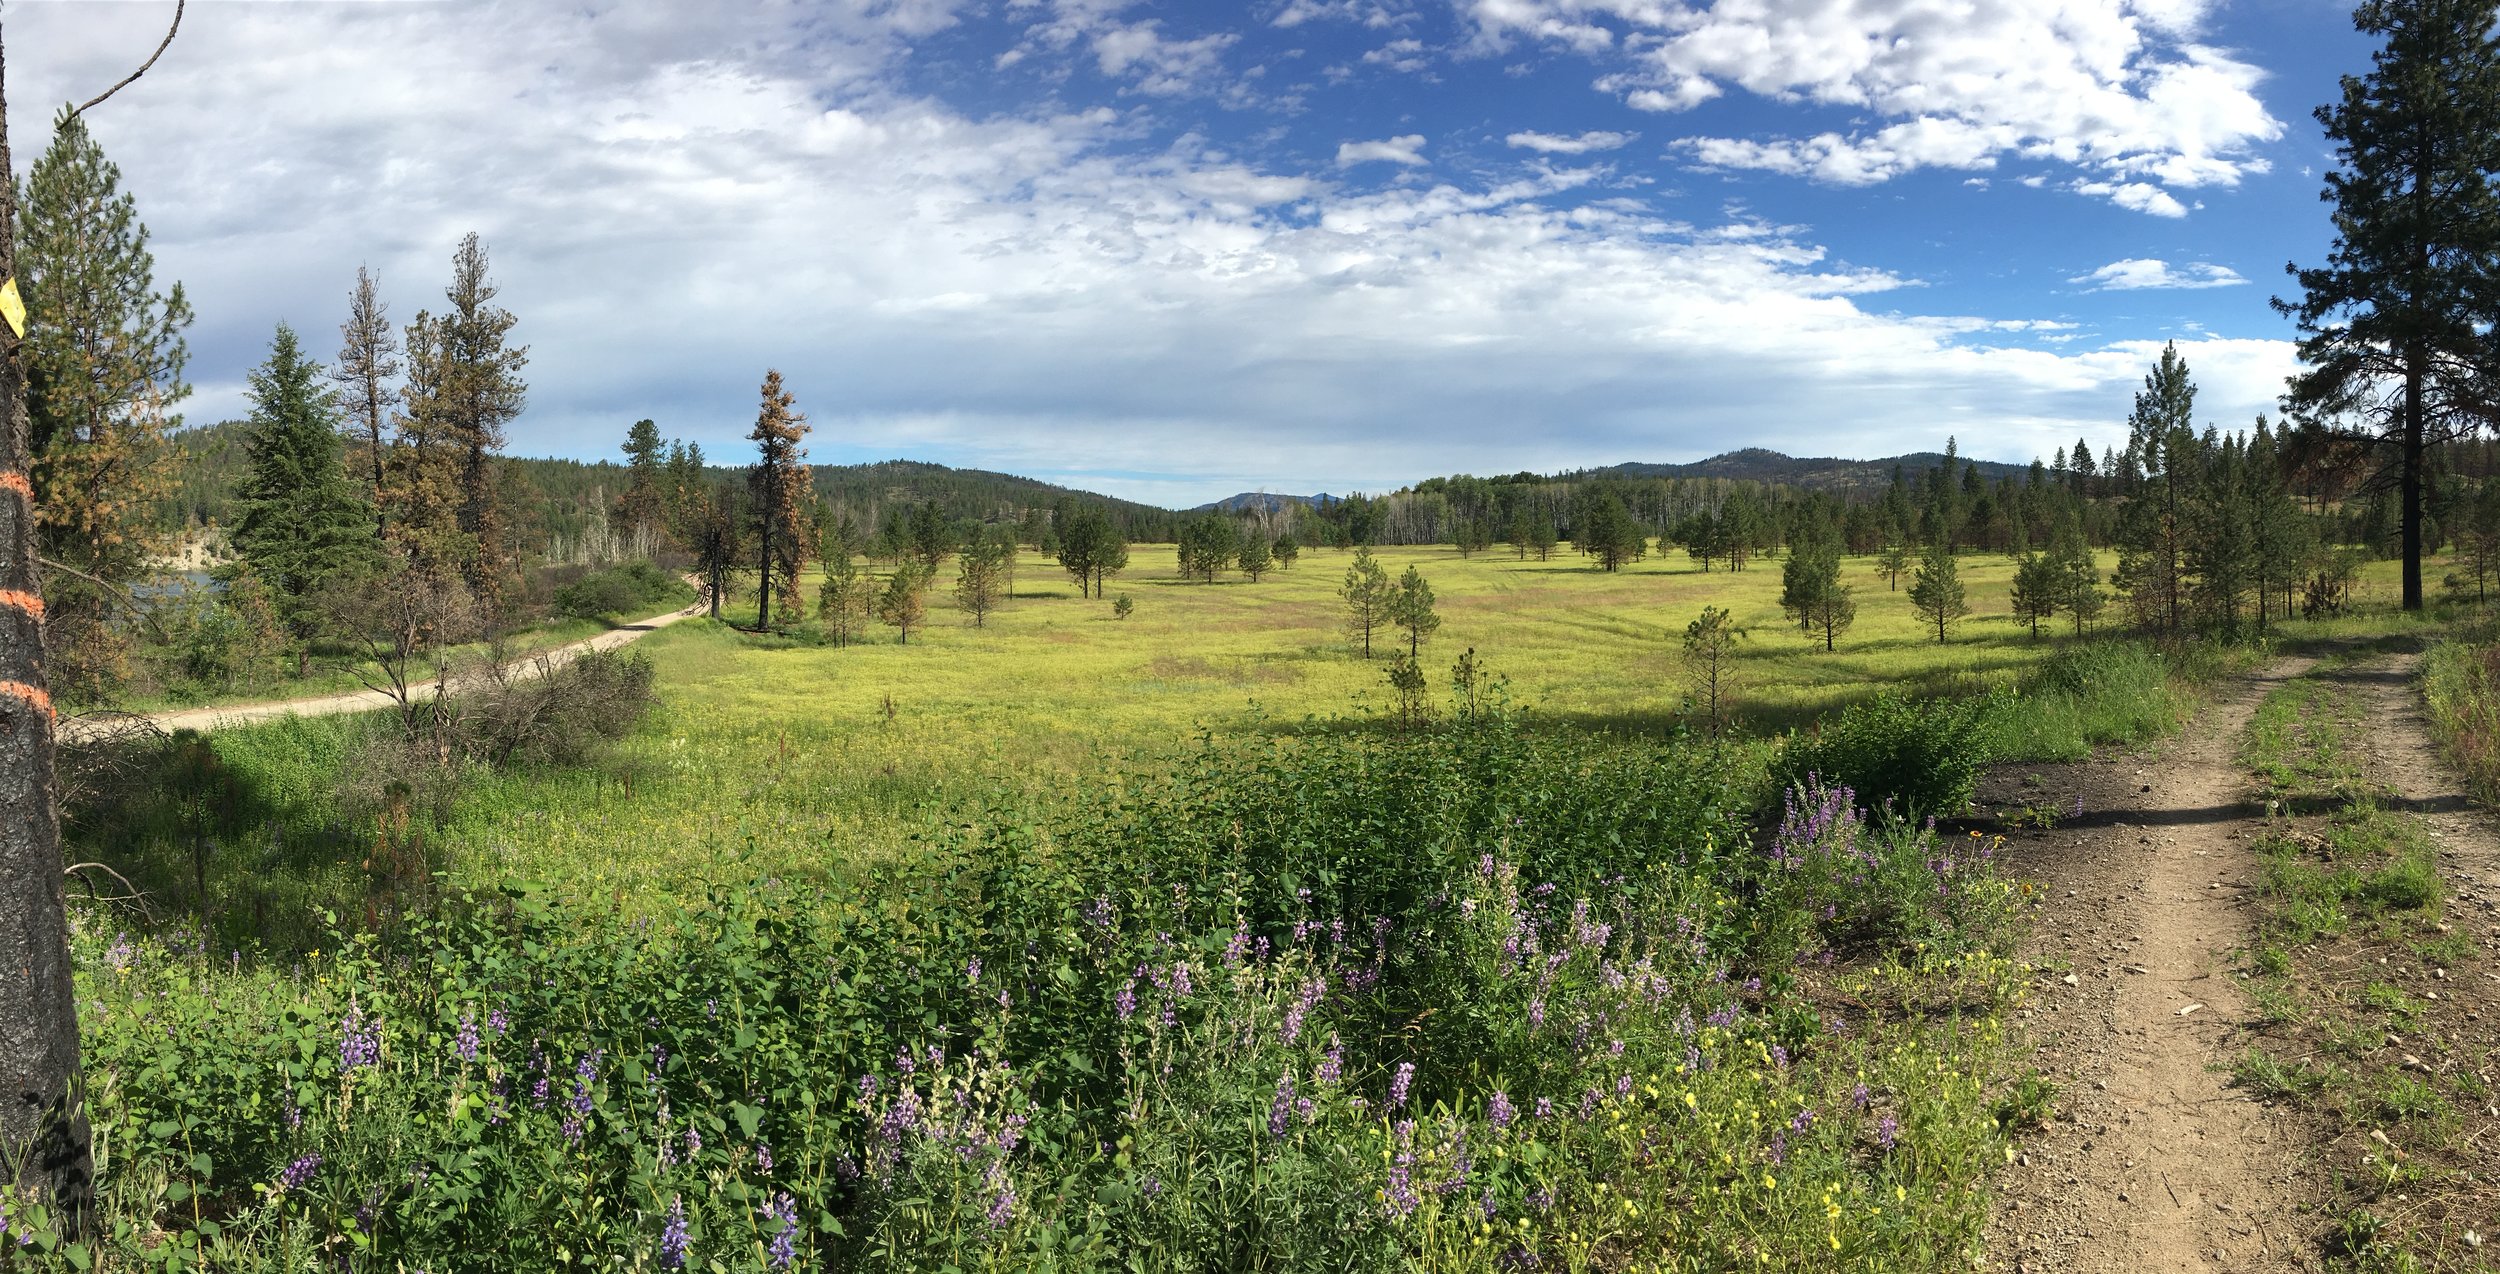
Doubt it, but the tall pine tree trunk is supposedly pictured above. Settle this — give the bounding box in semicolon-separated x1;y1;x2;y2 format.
2404;356;2425;611
0;35;95;1235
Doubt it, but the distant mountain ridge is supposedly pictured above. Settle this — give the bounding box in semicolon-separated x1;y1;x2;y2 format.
1189;492;1340;514
1573;447;2032;491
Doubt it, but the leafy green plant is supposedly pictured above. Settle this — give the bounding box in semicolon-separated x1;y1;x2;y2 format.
1773;690;2004;819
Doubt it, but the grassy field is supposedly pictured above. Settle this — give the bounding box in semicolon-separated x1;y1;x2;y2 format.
426;542;2414;899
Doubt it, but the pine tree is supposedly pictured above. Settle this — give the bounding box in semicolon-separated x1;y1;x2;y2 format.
615;418;667;555
1874;539;1911;591
230;324;376;636
1177;514;1239;582
1273;530;1300;570
678;479;742;620
2113;345;2198;634
400;233;525;608
817;535;872;646
2044;515;2104;635
878;563;927;643
20;105;192;699
2009;551;2058;639
1682;606;1747;740
2186;431;2257;634
1238;529;1274;582
747;370;812;629
1388;564;1441;658
954;535;1006;627
332;266;398;544
1909;540;1969;643
2277;0;2500;611
1779;534;1853;651
1340;547;1391;658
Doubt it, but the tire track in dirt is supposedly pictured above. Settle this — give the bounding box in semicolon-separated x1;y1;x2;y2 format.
1990;656;2324;1273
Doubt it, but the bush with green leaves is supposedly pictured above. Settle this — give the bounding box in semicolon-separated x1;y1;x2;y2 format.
1772;690;2004;820
551;560;691;621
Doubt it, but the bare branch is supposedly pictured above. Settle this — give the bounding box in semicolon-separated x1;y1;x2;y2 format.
38;556;172;642
71;0;184;117
63;862;155;922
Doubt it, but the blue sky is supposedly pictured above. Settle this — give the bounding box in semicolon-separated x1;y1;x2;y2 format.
11;0;2370;506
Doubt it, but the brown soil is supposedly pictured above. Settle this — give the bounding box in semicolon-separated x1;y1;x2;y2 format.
1985;657;2331;1272
1987;646;2500;1271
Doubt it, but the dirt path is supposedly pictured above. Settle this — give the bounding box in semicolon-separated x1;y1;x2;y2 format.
1990;657;2324;1273
60;594;708;744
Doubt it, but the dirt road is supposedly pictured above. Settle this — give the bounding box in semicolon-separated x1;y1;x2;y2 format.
1988;659;2324;1272
59;595;707;744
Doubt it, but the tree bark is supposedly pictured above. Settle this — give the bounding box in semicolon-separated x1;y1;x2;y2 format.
2404;355;2425;611
0;29;96;1234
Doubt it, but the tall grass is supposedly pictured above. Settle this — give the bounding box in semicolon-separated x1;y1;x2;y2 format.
28;713;2035;1271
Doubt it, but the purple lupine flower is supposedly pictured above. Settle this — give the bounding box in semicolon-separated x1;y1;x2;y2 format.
1140;1174;1162;1197
1318;1035;1344;1085
104;934;134;973
488;1008;511;1035
1769;1045;1789;1070
1768;1130;1788;1165
1876;1114;1899;1151
965;957;982;986
1223;924;1250;968
658;1194;689;1269
1615;1073;1633;1099
1268;1072;1297;1139
1479;1186;1498;1220
1114;978;1138;1022
561;1115;584;1145
454;1015;481;1063
1384;1154;1419;1217
1389;1062;1414;1110
755;1140;774;1174
1851;1083;1872;1111
339;1001;380;1071
1488;1091;1516;1130
986;1181;1016;1229
276;1153;321;1193
1534;1096;1554;1120
571;1052;600;1116
1790;1107;1816;1134
1527;998;1545;1029
684;1125;701;1158
760;1192;799;1268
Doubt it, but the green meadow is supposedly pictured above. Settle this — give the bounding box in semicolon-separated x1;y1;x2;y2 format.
422;542;2410;898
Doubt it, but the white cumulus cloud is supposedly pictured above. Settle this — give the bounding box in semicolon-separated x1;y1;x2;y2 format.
1506;129;1633;154
1337;134;1429;166
2072;258;2247;290
1464;0;2282;216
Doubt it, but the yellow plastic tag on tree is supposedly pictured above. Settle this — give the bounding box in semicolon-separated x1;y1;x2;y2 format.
0;277;22;338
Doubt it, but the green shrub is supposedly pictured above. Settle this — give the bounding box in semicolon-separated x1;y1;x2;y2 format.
1772;691;2003;819
552;560;690;621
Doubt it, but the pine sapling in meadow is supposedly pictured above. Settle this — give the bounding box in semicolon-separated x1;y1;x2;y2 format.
1683;605;1746;741
1340;548;1390;658
879;564;928;644
1910;541;1969;644
1388;564;1439;658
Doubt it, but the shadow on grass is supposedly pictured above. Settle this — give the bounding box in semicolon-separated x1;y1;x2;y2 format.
62;721;405;954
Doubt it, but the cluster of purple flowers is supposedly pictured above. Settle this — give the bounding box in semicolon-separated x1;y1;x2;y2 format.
761;1192;799;1268
1486;1090;1516;1131
339;1002;380;1071
276;1152;321;1193
657;1194;689;1269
